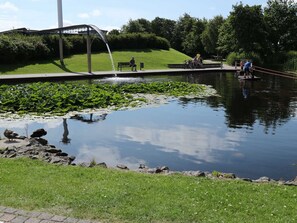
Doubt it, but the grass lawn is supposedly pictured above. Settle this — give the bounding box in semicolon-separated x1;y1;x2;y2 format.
0;49;190;74
0;158;296;223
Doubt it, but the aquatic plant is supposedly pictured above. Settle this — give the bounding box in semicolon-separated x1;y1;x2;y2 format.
0;81;213;115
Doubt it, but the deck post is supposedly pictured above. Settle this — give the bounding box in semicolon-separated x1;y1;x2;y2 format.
57;0;64;65
87;27;92;73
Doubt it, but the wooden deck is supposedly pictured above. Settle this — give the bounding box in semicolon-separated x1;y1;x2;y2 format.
0;66;236;84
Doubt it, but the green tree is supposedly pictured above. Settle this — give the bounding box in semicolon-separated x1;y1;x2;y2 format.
201;15;225;56
121;19;151;33
151;17;176;43
264;0;297;53
172;14;206;56
108;29;120;35
182;18;207;56
217;17;238;56
229;3;267;54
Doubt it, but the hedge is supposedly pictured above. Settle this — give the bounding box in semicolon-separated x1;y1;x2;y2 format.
0;33;170;64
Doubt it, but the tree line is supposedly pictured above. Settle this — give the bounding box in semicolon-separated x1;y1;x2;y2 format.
111;0;297;67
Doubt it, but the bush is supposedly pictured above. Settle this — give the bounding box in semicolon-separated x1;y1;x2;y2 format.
0;32;170;64
0;35;18;63
226;51;263;66
283;51;297;72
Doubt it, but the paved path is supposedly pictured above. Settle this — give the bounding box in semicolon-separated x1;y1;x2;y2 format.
0;65;237;84
0;206;101;223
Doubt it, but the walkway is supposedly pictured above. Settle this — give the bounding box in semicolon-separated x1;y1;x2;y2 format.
0;65;236;84
0;206;101;223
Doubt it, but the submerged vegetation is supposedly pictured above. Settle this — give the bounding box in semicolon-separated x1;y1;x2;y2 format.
0;81;212;115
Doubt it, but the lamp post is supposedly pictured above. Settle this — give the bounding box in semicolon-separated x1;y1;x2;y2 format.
57;0;64;65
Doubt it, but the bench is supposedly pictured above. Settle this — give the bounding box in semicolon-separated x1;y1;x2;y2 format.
118;62;145;71
168;63;222;69
118;62;130;71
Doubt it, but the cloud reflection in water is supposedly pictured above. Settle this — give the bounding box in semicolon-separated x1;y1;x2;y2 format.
114;125;244;165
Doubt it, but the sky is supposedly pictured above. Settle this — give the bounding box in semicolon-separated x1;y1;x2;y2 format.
0;0;283;32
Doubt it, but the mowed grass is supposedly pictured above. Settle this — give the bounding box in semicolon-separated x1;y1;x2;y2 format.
0;49;190;74
0;158;296;223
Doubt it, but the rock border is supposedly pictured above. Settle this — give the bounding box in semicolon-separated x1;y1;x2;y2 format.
0;139;296;186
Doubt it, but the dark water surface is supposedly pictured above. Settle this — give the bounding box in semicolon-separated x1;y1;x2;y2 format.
1;72;296;180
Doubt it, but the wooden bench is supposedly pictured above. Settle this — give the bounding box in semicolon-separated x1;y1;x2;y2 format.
118;62;130;71
118;62;144;71
168;63;222;69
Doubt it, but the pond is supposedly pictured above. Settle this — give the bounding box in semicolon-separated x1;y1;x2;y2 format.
1;72;296;180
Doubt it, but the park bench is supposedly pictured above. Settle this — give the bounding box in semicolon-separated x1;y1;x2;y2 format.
118;62;145;71
117;62;130;71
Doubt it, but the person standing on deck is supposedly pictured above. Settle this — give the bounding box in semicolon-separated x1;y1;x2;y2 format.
243;60;252;78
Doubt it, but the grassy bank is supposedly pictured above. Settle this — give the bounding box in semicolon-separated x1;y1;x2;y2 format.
0;158;296;223
0;49;190;74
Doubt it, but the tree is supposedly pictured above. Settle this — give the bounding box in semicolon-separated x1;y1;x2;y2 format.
171;14;197;52
182;18;207;56
217;17;238;56
264;0;297;53
121;19;151;33
172;14;206;56
229;3;268;54
151;17;176;43
108;29;120;35
201;16;225;56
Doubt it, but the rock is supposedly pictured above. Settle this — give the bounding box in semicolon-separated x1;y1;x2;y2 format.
183;171;206;177
79;162;89;167
56;152;68;157
8;153;17;158
45;148;62;153
222;173;236;179
35;138;48;146
139;164;146;169
160;166;170;171
254;176;271;183
155;168;163;173
147;168;157;174
97;162;107;168
116;164;129;170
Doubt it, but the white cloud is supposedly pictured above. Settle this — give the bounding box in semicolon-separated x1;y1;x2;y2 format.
91;9;101;17
0;1;18;11
78;9;102;19
78;13;90;19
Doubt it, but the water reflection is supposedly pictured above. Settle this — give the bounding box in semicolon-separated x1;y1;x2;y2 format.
70;113;107;124
61;118;71;144
179;72;297;134
0;72;296;180
116;125;243;164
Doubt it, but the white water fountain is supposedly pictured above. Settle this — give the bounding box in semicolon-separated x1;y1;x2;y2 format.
56;0;116;75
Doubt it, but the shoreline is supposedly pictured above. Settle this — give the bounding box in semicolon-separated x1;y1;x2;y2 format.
1;138;296;186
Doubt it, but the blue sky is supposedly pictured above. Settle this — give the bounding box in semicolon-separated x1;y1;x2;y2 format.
0;0;271;32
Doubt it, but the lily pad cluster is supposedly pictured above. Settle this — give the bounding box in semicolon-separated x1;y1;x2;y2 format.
0;81;210;115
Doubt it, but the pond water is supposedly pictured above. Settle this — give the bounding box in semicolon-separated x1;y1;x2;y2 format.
1;72;297;180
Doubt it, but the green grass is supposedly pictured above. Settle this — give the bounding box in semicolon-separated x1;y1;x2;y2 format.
0;49;190;74
0;158;296;223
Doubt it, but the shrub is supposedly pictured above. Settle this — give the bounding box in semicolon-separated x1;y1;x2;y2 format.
226;51;263;66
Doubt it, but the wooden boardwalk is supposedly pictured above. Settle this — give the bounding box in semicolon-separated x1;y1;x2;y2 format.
0;65;236;84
